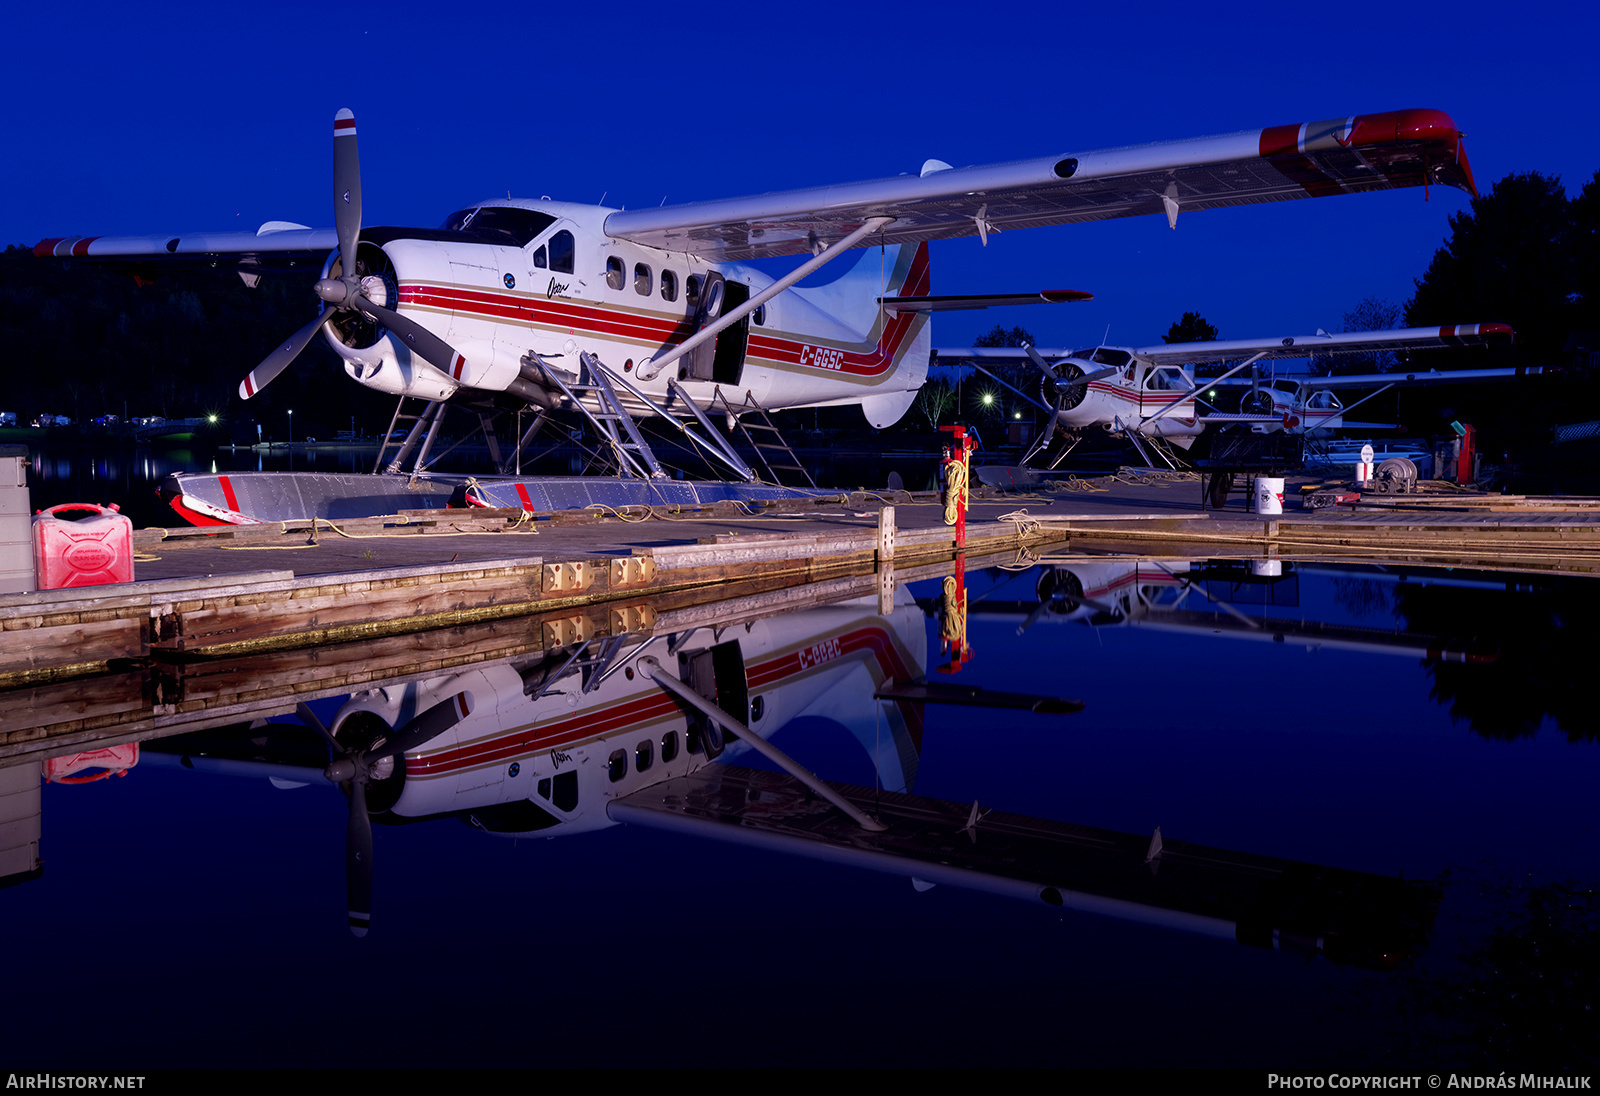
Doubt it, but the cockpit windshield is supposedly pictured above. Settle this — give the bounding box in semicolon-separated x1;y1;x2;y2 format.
1072;347;1133;368
438;206;557;247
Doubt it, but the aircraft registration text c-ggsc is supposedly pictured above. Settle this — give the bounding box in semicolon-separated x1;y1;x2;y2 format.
799;345;847;371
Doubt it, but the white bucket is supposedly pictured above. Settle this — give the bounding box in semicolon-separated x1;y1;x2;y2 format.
1255;476;1285;515
1251;559;1283;577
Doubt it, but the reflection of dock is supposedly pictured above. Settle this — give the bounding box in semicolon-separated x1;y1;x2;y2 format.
4;471;1598;739
613;764;1437;970
0;547;1003;762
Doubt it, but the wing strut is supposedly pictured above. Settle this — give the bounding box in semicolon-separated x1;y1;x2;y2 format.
1323;382;1398;424
636;656;888;832
1140;353;1267;426
636;216;894;381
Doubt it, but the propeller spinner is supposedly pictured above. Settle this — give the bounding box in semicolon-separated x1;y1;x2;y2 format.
239;109;464;400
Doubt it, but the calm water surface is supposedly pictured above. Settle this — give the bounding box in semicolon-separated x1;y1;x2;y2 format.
1;551;1594;1070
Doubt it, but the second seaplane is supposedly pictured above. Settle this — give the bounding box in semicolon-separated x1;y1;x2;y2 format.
938;323;1552;467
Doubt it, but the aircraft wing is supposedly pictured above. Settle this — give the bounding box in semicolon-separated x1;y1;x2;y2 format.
881;290;1092;313
934;346;1081;363
34;223;336;275
1292;363;1555;389
1139;324;1516;367
604;109;1476;261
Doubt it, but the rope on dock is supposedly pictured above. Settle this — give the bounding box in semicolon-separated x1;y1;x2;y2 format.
1113;468;1197;487
1061;476;1108;492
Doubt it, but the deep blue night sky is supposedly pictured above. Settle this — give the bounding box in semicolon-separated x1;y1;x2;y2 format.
5;1;1596;351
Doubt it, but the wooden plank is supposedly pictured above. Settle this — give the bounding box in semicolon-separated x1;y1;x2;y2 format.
0;617;145;677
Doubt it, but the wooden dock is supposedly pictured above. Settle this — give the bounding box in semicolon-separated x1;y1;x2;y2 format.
4;472;1599;760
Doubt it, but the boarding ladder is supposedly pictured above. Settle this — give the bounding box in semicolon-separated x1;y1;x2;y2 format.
539;353;761;483
710;390;816;488
538;352;666;479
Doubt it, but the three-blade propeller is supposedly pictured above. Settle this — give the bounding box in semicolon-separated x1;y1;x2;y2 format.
1021;344;1117;410
297;692;471;937
238;109;463;400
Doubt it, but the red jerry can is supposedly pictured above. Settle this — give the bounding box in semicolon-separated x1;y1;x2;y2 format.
32;503;134;589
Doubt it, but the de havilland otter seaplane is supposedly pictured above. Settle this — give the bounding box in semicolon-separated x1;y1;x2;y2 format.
40;107;1482;524
937;322;1554;469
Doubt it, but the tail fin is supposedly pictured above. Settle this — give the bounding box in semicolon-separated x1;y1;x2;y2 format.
789;242;929;335
861;243;931;426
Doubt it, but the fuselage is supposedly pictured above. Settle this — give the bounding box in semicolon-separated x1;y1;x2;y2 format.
323;199;931;427
1046;349;1355;439
1046;347;1203;442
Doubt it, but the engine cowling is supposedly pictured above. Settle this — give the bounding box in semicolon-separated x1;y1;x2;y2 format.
1242;388;1286;416
319;242;398;354
1041;361;1089;410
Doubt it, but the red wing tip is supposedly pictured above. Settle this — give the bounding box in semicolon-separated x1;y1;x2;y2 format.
34;238;65;258
1041;290;1095;302
1480;323;1514;341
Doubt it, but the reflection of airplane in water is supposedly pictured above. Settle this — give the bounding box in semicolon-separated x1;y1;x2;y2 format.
963;557;1496;663
141;586;1434;966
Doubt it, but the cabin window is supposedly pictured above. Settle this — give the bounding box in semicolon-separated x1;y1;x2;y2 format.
686;274;703;310
552;770;578;811
538;777;551;799
1145;368;1191;392
635;740;653;772
753;304;766;326
660;270;678;303
661;731;679;763
634;263;652;296
548;231;575;274
606;256;625;291
532;245;547;269
608;749;627;782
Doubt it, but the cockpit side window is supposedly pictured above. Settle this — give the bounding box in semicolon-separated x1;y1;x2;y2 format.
1145;367;1193;392
548;231;574;274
